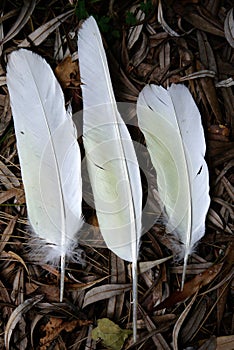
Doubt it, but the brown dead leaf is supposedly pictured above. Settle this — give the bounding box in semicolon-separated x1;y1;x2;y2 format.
197;61;223;123
208;125;230;137
37;284;60;302
1;0;36;45
55;56;80;89
4;295;43;350
83;284;131;308
216;335;234;350
107;253;126;320
127;6;145;50
154;263;223;311
181;297;208;343
224;8;234;48
2;251;29;275
130;33;149;68
139;306;171;349
0;188;24;204
174;4;224;37
11;267;24;305
40;317;91;350
172;292;198;350
197;31;217;73
0;279;12;319
0;93;11;136
19;9;74;47
0;160;20;189
0;216;17;253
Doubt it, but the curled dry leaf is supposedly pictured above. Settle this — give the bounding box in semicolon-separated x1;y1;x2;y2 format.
19;9;73;47
139;256;172;274
158;0;179;37
0;93;11;136
130;33;149;68
54;28;64;62
0;216;17;253
1;0;36;45
197;61;223;123
127;6;145;50
216;335;234;350
197;31;217;73
139;306;171;349
4;295;43;350
40;317;92;350
107;254;126;320
216;78;234;88
154;263;223;311
0;160;20;189
172;292;198;350
180;297;208;343
197;336;216;349
55;56;80;89
0;188;23;204
224;8;234;48
0;279;12;319
2;251;29;275
174;4;224;37
83;284;131;308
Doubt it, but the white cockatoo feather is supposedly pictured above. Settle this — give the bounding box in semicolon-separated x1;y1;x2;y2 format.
7;49;83;300
137;84;210;287
78;16;142;340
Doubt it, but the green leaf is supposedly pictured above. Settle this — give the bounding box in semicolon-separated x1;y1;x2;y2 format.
140;0;153;15
75;0;88;20
125;12;137;26
92;318;132;350
98;16;111;33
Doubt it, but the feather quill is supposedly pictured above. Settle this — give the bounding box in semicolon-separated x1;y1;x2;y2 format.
137;84;210;287
7;49;83;300
78;17;142;340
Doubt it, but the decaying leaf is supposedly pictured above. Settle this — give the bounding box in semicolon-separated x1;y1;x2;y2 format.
139;306;171;349
154;263;223;310
107;253;126;320
19;9;73;47
4;295;43;350
138;256;172;274
0;160;20;189
92;318;132;350
40;317;91;350
172;292;198;350
55;56;80;88
83;284;131;308
0;216;17;253
217;335;234;350
0;93;11;136
1;0;36;45
158;0;179;37
127;6;145;50
224;8;234;48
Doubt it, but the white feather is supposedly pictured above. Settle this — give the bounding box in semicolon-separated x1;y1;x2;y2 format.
78;17;142;340
7;49;83;300
137;84;210;287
